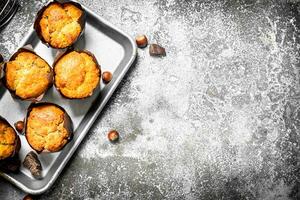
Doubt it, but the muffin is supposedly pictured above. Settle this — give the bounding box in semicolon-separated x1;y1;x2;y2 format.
25;103;73;153
0;53;3;79
34;1;85;49
0;53;3;63
0;116;20;161
53;50;101;99
3;47;53;100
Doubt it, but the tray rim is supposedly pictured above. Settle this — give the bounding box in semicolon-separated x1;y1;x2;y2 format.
0;1;137;195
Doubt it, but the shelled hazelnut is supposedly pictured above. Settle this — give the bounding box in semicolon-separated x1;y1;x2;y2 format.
108;130;119;143
14;121;24;133
102;71;113;84
23;194;33;200
136;35;148;48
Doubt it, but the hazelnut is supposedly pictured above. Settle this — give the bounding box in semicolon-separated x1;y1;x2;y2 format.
14;121;24;133
149;44;166;57
102;71;113;84
23;151;43;179
108;130;119;143
136;35;148;48
23;194;33;200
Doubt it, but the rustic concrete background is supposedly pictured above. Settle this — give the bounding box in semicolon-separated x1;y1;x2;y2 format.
1;0;300;199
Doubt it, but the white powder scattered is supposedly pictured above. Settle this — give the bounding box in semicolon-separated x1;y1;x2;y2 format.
1;0;299;199
75;2;299;198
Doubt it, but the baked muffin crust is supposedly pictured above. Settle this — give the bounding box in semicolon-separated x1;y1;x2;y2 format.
38;2;83;48
0;118;18;160
54;51;100;99
26;104;72;152
5;51;52;100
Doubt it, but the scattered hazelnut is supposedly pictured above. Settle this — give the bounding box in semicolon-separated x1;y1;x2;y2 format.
102;71;113;84
149;44;166;57
23;194;33;200
136;34;148;48
14;121;24;133
108;130;119;143
23;151;42;179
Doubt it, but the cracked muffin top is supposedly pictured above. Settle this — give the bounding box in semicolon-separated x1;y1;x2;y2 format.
54;51;100;99
38;2;84;48
5;50;52;100
0;118;18;160
26;104;72;152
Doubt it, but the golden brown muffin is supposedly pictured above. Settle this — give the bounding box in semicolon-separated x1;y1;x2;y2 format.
4;48;53;100
25;103;73;153
34;1;85;49
0;117;20;160
54;50;101;99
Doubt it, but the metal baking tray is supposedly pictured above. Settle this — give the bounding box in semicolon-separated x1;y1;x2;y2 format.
0;0;137;195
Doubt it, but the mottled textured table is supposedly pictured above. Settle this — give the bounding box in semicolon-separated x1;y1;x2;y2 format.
1;0;300;199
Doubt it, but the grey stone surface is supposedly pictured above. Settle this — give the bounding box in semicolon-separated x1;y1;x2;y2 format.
1;0;300;199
